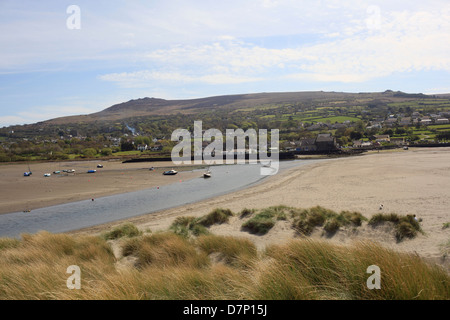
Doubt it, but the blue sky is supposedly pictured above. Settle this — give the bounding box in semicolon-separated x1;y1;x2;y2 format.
1;0;450;127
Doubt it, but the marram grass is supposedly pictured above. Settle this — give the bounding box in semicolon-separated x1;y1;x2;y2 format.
0;230;448;300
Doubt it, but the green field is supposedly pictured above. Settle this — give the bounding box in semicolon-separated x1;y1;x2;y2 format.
113;150;145;156
428;124;450;130
311;116;361;123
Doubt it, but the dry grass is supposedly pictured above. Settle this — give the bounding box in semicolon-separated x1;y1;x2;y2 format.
101;223;142;240
196;235;257;268
0;231;115;300
368;213;424;242
122;232;210;269
259;239;449;300
0;219;448;300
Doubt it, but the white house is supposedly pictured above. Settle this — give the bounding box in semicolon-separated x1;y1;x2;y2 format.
137;144;148;151
374;135;390;143
436;118;449;124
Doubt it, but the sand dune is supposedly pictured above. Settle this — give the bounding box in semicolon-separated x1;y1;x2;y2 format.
70;148;450;269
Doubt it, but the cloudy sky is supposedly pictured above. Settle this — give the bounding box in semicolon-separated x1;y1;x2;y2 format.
1;0;449;127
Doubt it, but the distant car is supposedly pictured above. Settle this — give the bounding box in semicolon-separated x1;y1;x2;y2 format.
24;172;32;176
53;170;61;174
67;169;75;173
97;164;103;168
44;173;51;177
87;170;96;173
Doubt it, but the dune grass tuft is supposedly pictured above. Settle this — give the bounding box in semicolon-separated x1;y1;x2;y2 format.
241;205;290;234
368;213;423;242
196;234;257;268
258;239;449;300
197;208;234;227
122;232;209;269
101;223;142;240
291;206;367;236
0;238;21;251
239;208;256;219
169;216;210;238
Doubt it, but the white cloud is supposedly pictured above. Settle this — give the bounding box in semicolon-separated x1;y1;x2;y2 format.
101;5;450;89
2;1;450;128
0;103;101;127
424;87;450;94
99;70;264;87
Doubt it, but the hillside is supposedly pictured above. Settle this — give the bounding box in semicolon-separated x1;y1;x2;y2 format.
2;89;450;163
40;90;434;125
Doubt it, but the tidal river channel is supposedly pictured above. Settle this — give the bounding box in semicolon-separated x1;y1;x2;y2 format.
0;159;325;238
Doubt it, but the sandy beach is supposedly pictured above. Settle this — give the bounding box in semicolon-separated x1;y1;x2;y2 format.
0;159;204;214
2;148;450;269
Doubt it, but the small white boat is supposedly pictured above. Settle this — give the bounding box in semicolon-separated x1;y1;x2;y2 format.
203;167;211;178
163;169;178;175
24;164;32;176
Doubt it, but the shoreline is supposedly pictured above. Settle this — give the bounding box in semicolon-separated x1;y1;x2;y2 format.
69;147;450;270
3;148;450;270
67;157;323;236
0;160;207;215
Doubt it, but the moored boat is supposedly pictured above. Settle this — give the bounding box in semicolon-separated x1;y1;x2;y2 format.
163;169;178;175
203;167;211;178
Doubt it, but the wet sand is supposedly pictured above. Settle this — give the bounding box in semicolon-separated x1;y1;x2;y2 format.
0;160;204;214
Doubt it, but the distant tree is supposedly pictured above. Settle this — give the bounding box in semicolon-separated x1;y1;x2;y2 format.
437;132;450;141
338;136;349;146
408;134;420;142
48;152;69;160
350;131;363;140
395;128;406;135
101;148;112;156
82;148;97;158
334;127;347;138
355;120;365;132
120;141;135;151
343;128;354;137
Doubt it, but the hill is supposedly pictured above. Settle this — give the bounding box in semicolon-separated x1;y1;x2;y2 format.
41;90;436;125
2;89;450;163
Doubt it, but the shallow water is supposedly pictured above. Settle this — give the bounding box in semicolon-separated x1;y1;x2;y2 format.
0;159;322;238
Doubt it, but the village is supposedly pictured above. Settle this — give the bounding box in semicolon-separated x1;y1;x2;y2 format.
2;93;450;162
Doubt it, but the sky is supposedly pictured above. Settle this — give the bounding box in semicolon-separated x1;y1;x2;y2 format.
1;0;450;127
